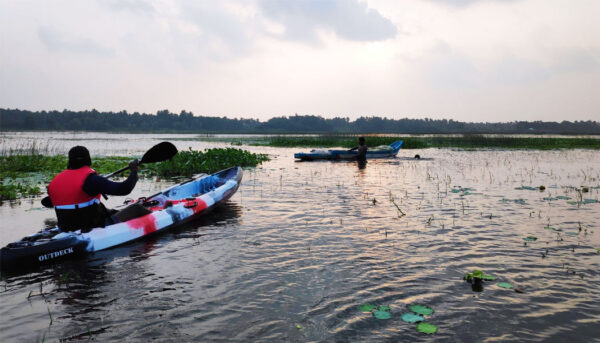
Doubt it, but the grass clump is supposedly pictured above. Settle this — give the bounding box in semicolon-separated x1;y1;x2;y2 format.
144;148;269;177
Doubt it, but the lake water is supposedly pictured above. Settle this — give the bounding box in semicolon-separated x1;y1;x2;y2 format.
1;132;599;342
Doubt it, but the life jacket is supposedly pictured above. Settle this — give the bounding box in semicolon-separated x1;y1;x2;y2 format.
48;166;106;232
48;166;100;206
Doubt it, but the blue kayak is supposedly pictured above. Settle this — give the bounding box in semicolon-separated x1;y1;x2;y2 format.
294;141;403;161
0;167;242;270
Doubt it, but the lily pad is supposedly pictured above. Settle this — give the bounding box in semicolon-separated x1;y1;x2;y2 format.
544;226;562;232
409;304;434;316
464;270;496;282
471;270;484;278
417;322;438;334
497;282;514;289
359;304;375;313
401;312;424;323
556;196;570;200
373;310;391;320
542;197;557;201
523;236;537;242
583;198;599;204
377;305;391;312
566;201;578;205
480;274;497;281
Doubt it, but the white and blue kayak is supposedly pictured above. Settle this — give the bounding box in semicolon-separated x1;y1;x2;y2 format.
294;140;403;161
0;167;242;270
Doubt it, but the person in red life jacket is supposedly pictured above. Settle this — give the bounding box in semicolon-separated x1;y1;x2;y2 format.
48;146;139;232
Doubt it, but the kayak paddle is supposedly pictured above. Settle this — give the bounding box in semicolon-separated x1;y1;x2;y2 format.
41;141;178;208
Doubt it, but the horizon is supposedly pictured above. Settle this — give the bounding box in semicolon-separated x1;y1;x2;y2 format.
1;1;599;122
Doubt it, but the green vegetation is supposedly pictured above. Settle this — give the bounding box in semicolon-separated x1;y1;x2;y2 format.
145;148;269;177
0;148;268;201
235;135;600;150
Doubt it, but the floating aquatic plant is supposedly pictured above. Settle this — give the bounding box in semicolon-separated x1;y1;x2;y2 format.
497;282;514;289
409;304;434;316
583;199;599;204
417;322;438;334
373;310;391;320
464;270;496;282
523;236;537;242
401;313;424;323
359;304;391;319
556;196;570;200
359;304;376;313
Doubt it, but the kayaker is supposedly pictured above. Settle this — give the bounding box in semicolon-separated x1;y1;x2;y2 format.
349;137;367;162
48;146;141;232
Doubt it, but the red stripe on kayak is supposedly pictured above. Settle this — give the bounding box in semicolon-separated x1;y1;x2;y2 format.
127;214;158;235
189;198;207;215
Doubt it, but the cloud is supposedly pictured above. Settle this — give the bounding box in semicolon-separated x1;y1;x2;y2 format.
423;0;521;8
99;0;155;13
176;2;256;60
258;0;397;43
37;26;114;56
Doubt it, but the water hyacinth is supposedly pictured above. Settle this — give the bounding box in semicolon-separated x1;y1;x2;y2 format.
0;148;269;200
409;304;434;316
417;322;438;334
146;148;269;177
497;282;514;289
401;313;424;323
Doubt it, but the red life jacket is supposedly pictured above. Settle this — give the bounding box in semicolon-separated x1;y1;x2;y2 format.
48;166;101;206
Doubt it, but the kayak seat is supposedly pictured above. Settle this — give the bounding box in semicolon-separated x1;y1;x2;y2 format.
199;176;219;194
110;203;152;223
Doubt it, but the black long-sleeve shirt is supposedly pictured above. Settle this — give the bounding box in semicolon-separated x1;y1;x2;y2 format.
82;171;138;197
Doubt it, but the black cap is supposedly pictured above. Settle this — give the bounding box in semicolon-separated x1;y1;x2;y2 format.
67;146;91;169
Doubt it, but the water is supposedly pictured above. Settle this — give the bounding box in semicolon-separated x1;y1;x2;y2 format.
1;133;599;342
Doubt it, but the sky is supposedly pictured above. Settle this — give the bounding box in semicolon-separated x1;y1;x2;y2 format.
0;0;599;122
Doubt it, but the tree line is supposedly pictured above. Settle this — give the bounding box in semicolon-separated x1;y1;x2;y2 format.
1;108;599;134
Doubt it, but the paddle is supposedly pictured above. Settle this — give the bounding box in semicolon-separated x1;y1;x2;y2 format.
41;142;178;208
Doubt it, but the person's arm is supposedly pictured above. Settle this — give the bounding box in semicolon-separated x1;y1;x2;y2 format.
348;146;358;151
82;160;139;196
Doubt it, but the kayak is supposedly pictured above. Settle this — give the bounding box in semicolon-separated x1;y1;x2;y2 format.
294;140;403;161
0;166;243;270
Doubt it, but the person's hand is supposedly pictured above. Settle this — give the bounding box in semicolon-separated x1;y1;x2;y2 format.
129;159;139;173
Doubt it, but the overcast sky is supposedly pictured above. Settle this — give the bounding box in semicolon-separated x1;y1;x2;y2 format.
1;0;599;122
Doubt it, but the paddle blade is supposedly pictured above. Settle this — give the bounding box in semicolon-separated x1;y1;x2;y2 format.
141;142;178;164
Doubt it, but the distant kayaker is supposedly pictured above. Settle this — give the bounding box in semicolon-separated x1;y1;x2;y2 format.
349;137;367;162
48;146;140;232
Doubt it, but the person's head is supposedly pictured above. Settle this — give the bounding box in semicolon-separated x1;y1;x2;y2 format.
67;146;91;169
358;137;365;144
